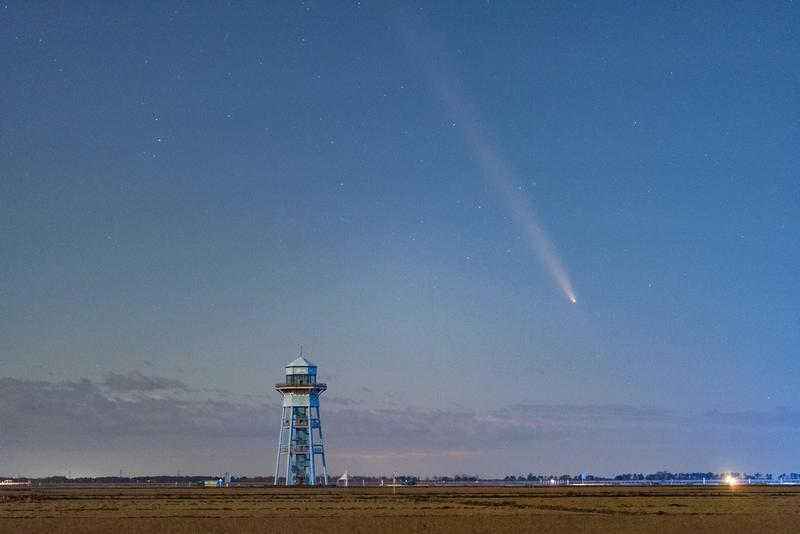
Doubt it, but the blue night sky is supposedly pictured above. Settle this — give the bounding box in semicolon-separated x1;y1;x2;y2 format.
1;1;798;478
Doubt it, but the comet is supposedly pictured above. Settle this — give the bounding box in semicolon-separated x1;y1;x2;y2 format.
398;15;578;303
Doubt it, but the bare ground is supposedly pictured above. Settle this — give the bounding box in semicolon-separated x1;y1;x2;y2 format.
1;485;798;533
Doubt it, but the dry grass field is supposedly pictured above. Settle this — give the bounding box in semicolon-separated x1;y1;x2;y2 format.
1;485;799;533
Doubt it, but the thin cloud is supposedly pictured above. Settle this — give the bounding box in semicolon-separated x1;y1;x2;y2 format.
325;396;364;406
1;376;797;476
104;371;187;392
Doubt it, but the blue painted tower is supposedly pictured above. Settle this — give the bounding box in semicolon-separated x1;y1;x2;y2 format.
274;356;329;485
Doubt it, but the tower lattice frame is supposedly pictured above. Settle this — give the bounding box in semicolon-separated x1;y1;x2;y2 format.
274;356;328;485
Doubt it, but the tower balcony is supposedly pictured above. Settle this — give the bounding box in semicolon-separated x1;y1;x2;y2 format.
281;418;321;429
275;383;327;395
282;419;308;428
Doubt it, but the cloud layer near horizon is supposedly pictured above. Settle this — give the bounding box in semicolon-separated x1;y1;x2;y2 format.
104;371;188;392
1;374;797;478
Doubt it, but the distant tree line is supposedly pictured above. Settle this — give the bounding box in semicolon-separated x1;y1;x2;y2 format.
497;472;800;482
431;474;480;482
7;471;800;484
501;474;596;482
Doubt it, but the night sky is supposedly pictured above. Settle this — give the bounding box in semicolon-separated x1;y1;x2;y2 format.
2;1;798;478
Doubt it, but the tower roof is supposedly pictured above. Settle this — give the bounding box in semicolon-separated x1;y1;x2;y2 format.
286;356;316;368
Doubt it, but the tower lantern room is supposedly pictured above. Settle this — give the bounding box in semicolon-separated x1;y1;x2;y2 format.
274;356;328;485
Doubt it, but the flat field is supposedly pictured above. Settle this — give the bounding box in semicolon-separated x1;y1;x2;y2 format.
1;485;799;533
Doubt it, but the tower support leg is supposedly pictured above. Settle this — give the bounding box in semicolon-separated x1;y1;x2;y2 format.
285;409;295;485
308;407;316;485
315;406;328;485
274;406;286;485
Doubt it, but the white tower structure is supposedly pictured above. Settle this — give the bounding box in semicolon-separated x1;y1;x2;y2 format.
274;356;329;485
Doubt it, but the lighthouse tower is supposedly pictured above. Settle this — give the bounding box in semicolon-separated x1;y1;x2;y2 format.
274;356;329;485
